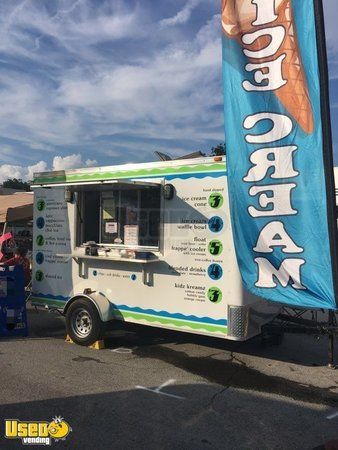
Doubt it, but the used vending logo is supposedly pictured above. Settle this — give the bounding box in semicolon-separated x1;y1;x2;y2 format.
5;416;72;445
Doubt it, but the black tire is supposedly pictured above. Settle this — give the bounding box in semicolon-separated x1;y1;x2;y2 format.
65;298;105;346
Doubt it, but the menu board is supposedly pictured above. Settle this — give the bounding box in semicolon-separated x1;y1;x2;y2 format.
105;222;118;234
124;225;139;246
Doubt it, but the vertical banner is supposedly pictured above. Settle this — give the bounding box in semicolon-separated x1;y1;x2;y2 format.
222;0;338;309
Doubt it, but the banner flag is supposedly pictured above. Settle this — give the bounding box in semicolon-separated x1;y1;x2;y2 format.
222;0;338;309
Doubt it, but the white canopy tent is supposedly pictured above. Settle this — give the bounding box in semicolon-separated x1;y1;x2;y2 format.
0;192;33;224
0;192;34;255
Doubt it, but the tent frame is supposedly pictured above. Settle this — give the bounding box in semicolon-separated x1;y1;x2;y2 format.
262;308;338;368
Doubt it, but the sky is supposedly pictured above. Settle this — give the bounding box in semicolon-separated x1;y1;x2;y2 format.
0;0;337;182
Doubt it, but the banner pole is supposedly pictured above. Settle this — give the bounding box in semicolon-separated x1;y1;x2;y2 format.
313;0;338;309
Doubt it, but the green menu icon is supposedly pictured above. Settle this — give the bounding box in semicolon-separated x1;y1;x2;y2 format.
208;240;223;256
207;287;223;303
208;193;224;209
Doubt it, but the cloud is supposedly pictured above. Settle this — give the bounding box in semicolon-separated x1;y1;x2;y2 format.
57;13;222;144
0;153;97;183
2;0;142;49
52;154;97;171
324;0;338;49
159;0;201;28
323;0;338;82
0;4;223;163
0;2;224;166
27;161;48;180
84;158;98;167
0;160;48;183
0;0;336;168
0;164;25;183
0;0;176;154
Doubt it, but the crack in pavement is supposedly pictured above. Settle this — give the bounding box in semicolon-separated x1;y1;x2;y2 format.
206;352;247;412
134;345;338;407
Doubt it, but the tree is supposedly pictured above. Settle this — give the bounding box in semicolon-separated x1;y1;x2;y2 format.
210;143;226;156
2;178;30;191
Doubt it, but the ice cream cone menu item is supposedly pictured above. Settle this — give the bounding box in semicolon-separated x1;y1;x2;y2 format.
222;0;314;134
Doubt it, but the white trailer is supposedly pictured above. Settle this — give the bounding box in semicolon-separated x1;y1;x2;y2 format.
31;156;278;345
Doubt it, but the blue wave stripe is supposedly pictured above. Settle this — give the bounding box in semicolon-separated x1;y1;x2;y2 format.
114;304;227;326
31;295;228;326
120;171;226;181
164;171;227;181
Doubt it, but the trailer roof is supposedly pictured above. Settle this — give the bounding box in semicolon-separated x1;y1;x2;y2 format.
32;156;226;187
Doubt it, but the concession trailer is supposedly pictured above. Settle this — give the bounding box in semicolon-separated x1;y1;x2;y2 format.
30;156;279;345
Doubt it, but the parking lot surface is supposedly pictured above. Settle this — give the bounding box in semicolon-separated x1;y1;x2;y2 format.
0;307;337;449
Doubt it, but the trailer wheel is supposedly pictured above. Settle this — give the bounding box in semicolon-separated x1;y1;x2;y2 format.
66;299;105;346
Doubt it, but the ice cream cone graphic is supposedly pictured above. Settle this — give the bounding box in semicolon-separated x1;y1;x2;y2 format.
222;0;314;134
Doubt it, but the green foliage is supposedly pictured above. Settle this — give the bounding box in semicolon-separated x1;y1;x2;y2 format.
210;143;226;156
2;178;31;191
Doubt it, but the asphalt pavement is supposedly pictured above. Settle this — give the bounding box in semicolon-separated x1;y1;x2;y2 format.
0;306;337;449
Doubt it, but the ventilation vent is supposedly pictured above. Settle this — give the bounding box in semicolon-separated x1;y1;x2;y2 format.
228;305;250;339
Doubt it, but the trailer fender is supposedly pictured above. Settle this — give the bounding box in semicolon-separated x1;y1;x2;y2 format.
64;292;112;323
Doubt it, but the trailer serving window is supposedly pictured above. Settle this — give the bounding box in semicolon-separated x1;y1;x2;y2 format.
77;183;162;250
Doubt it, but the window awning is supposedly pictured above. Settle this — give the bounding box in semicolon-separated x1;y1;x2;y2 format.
31;180;162;189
